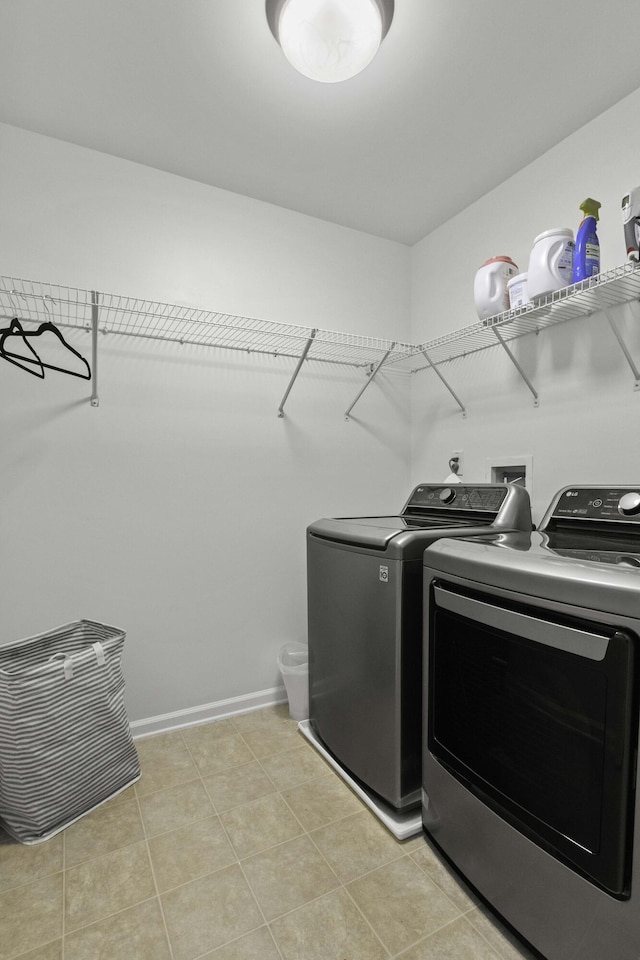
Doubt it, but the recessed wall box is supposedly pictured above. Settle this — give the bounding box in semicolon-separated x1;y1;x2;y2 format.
485;455;533;493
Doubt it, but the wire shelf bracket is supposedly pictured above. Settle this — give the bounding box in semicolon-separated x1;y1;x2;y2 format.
277;328;317;418
593;287;640;390
90;291;100;407
344;346;394;421
492;327;539;407
420;349;466;417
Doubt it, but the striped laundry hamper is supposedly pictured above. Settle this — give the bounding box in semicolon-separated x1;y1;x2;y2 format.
0;619;140;844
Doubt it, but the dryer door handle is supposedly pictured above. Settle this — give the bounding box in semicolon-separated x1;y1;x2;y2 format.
433;586;610;661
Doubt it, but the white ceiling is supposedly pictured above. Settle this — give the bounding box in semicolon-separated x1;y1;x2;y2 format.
2;0;640;245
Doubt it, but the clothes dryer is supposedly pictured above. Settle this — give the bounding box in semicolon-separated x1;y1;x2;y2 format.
422;485;640;960
304;482;531;836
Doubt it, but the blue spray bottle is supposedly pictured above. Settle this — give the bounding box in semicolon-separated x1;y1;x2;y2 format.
573;198;601;282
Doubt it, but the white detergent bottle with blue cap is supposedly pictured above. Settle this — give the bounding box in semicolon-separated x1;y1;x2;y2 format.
573;198;601;282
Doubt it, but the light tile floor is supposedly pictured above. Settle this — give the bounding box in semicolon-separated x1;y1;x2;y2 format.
0;705;539;960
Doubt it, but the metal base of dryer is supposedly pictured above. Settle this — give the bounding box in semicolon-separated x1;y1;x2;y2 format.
298;720;422;840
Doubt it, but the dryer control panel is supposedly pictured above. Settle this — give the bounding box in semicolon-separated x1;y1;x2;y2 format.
550;487;640;524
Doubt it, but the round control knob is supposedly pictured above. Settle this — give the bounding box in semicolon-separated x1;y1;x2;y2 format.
618;492;640;517
439;487;456;504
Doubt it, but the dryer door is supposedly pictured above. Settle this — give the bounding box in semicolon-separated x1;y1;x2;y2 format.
426;581;637;897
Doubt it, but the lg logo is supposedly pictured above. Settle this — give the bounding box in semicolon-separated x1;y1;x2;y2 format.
379;565;389;583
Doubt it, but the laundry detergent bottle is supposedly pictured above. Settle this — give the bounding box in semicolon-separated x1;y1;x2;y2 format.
473;256;518;320
573;197;601;282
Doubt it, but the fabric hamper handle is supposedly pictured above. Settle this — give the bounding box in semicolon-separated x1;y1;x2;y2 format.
48;641;106;680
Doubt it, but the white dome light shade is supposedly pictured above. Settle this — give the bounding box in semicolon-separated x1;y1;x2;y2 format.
276;0;385;83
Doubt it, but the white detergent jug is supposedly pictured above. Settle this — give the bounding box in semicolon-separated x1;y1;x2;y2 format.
507;272;529;309
473;256;518;321
527;228;575;301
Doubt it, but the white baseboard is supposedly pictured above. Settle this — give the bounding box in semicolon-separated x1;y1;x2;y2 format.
130;685;288;740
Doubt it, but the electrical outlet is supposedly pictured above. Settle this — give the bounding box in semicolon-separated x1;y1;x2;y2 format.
450;450;463;477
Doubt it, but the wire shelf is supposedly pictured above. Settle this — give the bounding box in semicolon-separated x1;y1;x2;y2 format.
407;261;640;373
0;277;418;372
1;262;638;415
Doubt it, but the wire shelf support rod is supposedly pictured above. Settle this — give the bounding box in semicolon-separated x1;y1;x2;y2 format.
344;345;394;421
277;328;317;417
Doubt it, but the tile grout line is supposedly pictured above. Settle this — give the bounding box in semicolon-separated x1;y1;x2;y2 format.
228;719;284;793
239;717;472;959
407;849;480;917
57;894;161;936
217;715;372;958
390;912;482;960
62;829;169;944
55;821;408;960
233;858;287;960
134;762;177;960
342;845;493;959
129;712;531;960
133;740;328;904
230;724;367;959
241;721;397;959
465;908;533;960
4;710;516;960
181;722;288;960
215;715;527;960
277;723;479;958
212;727;290;960
235;714;411;958
459;914;514;960
340;882;395;959
142;806;222;842
271;812;396;958
13;936;61;960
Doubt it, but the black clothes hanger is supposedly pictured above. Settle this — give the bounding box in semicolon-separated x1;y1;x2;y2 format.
0;317;46;379
1;319;91;380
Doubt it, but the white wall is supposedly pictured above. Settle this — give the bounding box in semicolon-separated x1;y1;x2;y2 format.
410;86;640;523
0;123;412;723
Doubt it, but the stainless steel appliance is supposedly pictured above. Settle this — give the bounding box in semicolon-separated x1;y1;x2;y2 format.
305;482;532;835
422;485;640;960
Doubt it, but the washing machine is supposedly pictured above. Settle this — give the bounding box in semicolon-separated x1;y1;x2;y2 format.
303;482;532;837
422;485;640;960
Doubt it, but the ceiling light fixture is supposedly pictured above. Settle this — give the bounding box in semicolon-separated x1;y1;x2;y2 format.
266;0;394;84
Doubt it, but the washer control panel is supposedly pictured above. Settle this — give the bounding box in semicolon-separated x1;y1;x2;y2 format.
551;487;640;523
405;485;508;514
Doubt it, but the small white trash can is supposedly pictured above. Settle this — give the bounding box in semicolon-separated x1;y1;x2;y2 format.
278;642;309;721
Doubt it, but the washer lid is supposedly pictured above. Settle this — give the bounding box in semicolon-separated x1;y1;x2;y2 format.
307;483;530;554
307;515;490;551
308;516;409;550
